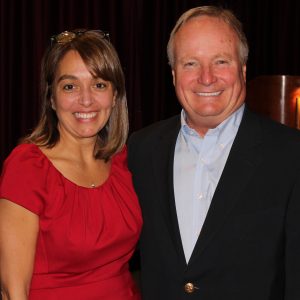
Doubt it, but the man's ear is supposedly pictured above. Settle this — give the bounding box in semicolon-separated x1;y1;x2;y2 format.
172;69;176;86
242;64;247;82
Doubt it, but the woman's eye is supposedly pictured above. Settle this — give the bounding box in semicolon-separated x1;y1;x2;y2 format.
95;82;107;89
63;84;74;91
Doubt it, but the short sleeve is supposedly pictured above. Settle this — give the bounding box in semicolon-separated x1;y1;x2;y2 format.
0;144;49;215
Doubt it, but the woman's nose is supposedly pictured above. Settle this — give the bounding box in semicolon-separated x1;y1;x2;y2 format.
78;88;93;106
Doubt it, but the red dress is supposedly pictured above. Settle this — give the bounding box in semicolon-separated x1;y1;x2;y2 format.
0;144;142;300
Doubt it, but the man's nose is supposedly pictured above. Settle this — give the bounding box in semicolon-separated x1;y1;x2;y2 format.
197;66;217;86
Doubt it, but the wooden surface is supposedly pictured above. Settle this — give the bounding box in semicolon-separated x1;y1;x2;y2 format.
246;75;300;128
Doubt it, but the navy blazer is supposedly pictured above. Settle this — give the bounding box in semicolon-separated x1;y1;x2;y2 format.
128;108;300;300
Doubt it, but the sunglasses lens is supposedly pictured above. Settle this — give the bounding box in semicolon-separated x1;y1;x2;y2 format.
55;31;77;44
51;30;109;45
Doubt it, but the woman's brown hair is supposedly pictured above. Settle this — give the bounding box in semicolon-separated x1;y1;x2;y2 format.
22;30;128;161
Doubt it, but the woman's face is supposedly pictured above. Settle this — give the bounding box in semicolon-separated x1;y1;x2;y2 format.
52;50;116;142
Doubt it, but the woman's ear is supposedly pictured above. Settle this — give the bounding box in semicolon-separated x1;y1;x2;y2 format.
112;92;117;107
51;98;56;110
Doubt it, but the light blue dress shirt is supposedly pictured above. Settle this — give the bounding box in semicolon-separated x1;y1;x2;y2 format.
174;105;245;262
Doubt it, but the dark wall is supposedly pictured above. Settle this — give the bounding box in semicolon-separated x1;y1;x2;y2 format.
1;0;300;167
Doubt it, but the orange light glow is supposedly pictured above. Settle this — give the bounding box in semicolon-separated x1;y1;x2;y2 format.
293;88;300;129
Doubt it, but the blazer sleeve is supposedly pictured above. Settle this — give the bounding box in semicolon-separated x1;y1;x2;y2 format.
285;171;300;299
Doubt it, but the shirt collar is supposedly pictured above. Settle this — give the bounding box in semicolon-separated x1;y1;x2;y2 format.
180;104;245;143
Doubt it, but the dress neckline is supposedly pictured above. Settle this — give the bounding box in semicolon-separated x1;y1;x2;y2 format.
31;143;113;190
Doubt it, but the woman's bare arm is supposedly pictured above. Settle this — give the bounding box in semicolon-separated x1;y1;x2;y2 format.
0;199;39;300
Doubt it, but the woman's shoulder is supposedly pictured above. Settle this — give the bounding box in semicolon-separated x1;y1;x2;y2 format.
7;143;41;157
3;143;50;175
0;144;53;215
111;145;128;168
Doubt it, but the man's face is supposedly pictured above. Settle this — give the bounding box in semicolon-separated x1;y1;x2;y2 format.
172;16;246;136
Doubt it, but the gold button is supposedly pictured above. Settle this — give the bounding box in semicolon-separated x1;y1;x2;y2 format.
184;282;195;293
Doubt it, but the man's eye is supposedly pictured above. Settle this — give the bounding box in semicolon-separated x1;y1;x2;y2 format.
216;60;228;65
184;62;196;67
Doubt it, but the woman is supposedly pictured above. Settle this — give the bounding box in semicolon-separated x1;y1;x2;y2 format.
0;29;142;300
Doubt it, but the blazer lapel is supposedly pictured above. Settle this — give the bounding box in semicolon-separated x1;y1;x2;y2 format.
151;117;187;266
189;109;264;265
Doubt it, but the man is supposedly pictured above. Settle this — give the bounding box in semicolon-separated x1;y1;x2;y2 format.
128;6;300;300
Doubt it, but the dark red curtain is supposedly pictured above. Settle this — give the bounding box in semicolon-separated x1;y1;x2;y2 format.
1;0;300;167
